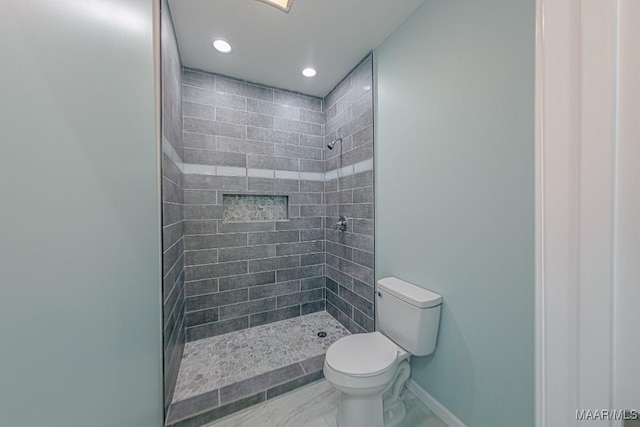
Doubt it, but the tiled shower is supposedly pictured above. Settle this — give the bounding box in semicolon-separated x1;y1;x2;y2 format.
161;2;374;425
180;67;327;343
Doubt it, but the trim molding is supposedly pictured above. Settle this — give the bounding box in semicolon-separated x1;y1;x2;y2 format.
534;0;582;423
406;379;467;427
535;0;625;424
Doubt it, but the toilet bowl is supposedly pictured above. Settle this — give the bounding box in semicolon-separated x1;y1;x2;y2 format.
324;332;411;427
324;277;442;427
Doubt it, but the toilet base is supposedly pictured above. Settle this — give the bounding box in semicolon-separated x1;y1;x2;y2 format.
382;360;410;427
334;360;411;427
337;392;384;427
334;397;407;427
383;399;406;427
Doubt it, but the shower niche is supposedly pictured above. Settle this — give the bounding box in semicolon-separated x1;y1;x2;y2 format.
222;194;288;222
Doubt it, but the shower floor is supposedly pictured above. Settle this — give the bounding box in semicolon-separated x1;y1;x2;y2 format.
167;311;350;426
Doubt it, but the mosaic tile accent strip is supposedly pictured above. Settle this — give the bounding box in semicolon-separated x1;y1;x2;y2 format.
223;194;288;222
172;311;349;403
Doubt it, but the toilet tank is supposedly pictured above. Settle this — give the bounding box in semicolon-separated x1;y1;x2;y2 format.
376;277;442;356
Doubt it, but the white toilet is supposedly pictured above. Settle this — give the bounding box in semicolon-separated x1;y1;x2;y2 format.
323;277;442;427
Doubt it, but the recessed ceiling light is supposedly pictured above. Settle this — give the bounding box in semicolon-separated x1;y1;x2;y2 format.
256;0;293;13
302;68;317;78
212;39;232;54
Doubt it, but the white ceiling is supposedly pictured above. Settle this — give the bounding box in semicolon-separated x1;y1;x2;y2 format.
167;0;424;98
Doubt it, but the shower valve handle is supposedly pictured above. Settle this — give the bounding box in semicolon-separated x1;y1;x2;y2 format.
336;216;347;232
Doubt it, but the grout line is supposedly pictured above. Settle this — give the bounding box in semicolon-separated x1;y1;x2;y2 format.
188;304;301;330
185;273;325;297
163;235;184;253
163;253;185;281
164;281;186;321
184;144;326;164
162;219;183;232
182;85;322;115
161;175;184;190
352;306;374;323
326;300;354;322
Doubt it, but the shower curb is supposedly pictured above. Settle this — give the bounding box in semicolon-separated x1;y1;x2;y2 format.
165;354;326;427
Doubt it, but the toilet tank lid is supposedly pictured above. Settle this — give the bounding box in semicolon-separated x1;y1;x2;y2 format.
377;277;442;308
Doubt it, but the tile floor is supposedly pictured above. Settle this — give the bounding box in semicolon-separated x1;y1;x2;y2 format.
203;380;448;427
173;311;350;403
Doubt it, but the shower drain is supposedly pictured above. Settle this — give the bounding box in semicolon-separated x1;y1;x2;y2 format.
317;331;327;338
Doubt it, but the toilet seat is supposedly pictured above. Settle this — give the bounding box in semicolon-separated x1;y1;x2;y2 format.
325;332;399;377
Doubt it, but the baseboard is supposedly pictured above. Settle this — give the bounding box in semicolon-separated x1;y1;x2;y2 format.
405;379;467;427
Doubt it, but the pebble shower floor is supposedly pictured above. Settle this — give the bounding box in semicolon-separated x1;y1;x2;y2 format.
172;311;349;403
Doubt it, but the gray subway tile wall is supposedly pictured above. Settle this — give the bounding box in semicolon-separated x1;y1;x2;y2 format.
181;68;327;341
169;52;374;351
161;0;186;414
323;55;375;333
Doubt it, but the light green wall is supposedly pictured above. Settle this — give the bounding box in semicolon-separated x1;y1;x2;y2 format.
0;1;163;426
374;0;535;425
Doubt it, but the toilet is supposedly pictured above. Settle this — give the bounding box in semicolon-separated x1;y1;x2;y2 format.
323;277;442;427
